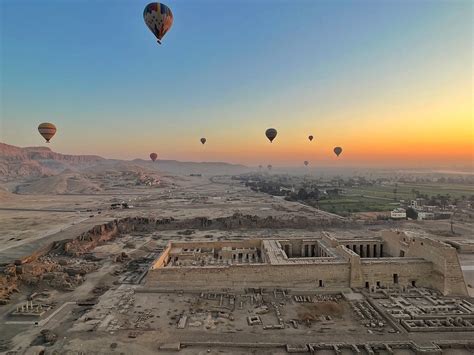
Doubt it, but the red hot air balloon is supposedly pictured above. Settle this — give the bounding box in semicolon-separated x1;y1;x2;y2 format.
150;153;158;162
265;128;277;143
38;123;57;143
308;135;314;141
200;138;207;145
143;2;173;45
334;147;343;157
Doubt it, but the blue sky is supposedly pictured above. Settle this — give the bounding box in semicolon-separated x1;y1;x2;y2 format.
1;0;472;166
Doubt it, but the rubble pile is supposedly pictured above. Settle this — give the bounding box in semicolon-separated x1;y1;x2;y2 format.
0;255;99;304
0;265;19;304
31;329;58;346
114;252;129;263
15;256;62;286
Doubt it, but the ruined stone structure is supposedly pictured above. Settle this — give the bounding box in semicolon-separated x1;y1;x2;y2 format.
147;230;468;296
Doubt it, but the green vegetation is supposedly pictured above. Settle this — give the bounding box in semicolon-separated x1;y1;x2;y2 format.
316;197;397;215
317;183;473;216
344;183;474;201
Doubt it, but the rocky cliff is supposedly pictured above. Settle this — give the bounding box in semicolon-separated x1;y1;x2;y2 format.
0;142;104;181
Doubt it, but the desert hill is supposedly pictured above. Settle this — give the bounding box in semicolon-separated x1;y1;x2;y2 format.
15;171;103;195
1;142;251;180
0;143;103;181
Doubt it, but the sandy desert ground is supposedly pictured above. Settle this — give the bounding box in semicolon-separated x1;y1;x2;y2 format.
0;172;473;354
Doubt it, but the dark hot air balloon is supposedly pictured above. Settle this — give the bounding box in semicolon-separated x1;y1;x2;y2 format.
150;153;158;162
304;160;309;166
308;135;313;141
143;2;173;44
200;138;207;145
265;128;277;143
334;147;343;157
267;164;272;171
38;123;57;143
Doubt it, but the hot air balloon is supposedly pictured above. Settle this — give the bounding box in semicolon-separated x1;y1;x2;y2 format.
150;153;158;162
334;147;343;157
143;2;173;44
265;128;277;143
267;164;272;171
304;160;309;166
258;165;263;169
38;123;57;143
200;138;207;145
308;135;313;142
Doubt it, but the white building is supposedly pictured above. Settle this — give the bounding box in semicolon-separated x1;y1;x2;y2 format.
390;208;407;220
417;211;435;220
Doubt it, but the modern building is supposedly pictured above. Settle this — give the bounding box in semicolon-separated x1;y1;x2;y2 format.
390;208;407;219
417;211;435;220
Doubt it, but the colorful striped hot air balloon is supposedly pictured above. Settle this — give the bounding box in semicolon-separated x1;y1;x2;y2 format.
38;123;57;143
143;2;173;44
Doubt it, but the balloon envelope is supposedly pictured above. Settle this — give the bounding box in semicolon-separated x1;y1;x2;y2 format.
334;147;343;157
308;135;313;141
267;164;272;170
143;2;173;44
200;138;206;145
265;128;277;143
150;153;158;162
304;160;309;166
38;123;57;143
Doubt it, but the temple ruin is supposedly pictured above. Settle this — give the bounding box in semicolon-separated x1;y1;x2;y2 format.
148;230;468;296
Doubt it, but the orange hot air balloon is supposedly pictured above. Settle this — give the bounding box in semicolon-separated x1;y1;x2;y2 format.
200;138;206;145
308;135;313;141
334;147;343;157
38;123;57;143
265;128;277;143
150;153;158;162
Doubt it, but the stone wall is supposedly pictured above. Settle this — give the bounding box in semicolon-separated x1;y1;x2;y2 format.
381;230;468;296
146;262;351;289
360;259;433;290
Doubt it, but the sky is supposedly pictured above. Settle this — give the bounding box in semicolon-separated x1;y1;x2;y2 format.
0;0;472;168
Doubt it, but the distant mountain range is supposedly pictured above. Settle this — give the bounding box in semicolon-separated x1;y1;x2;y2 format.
0;142;251;182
